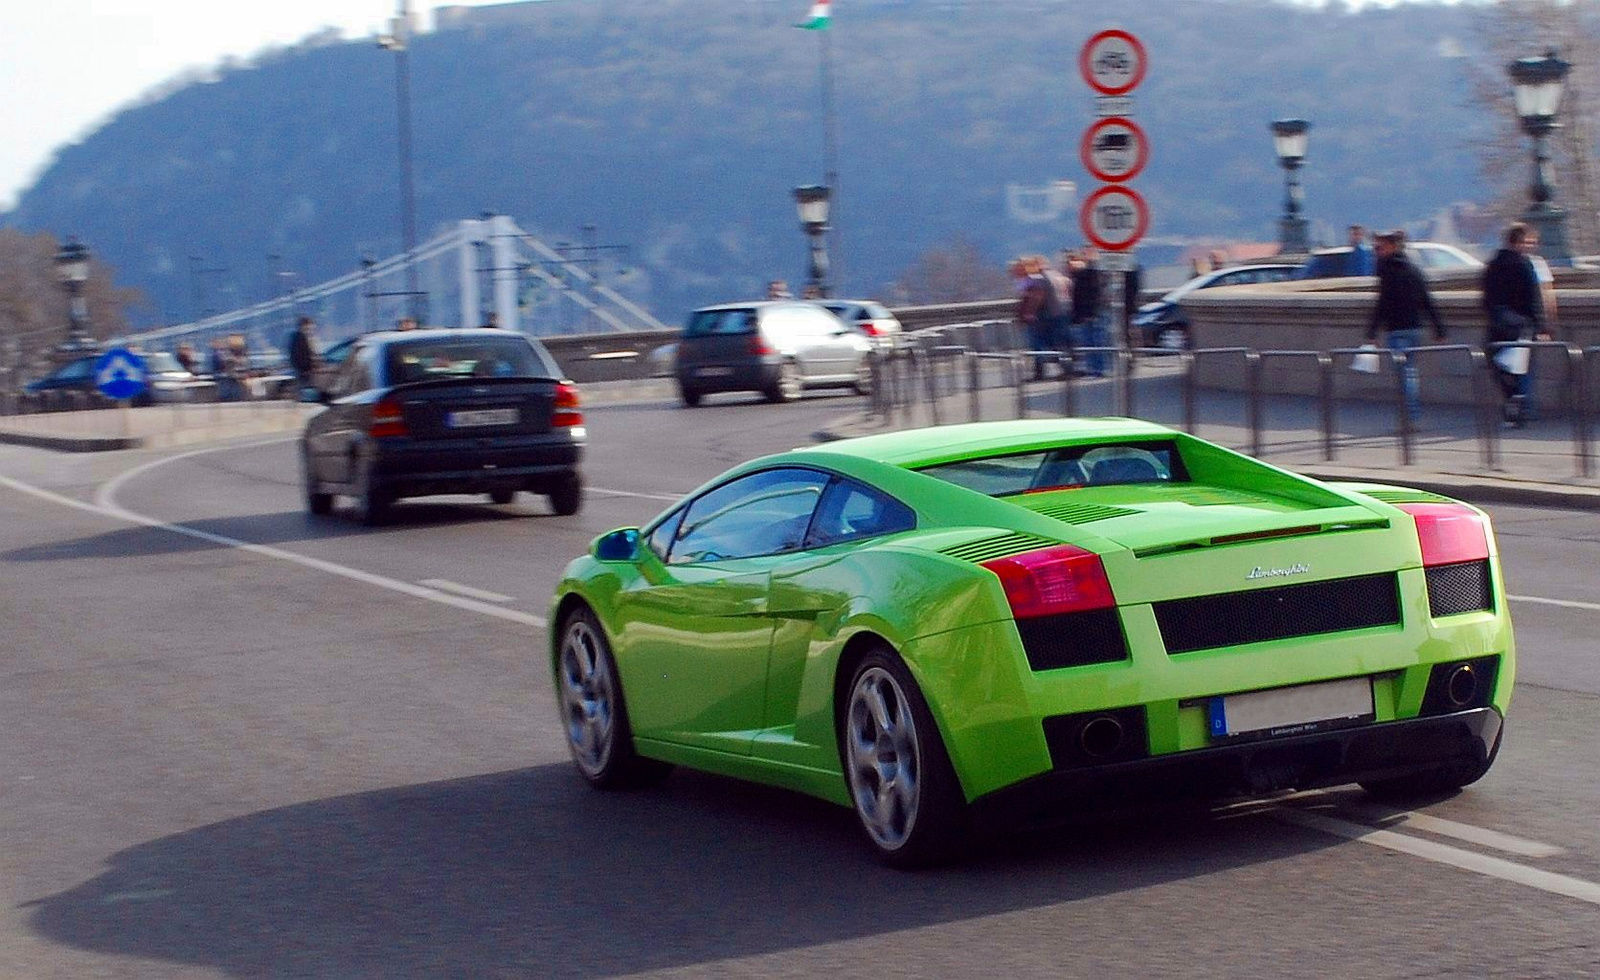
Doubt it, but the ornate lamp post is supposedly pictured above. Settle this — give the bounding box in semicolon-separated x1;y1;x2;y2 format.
792;184;832;298
1508;50;1573;265
1270;119;1311;255
378;0;423;320
54;239;96;354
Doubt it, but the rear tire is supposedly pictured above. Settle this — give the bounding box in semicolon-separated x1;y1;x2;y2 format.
840;646;969;868
354;463;392;527
557;605;673;789
547;473;583;516
488;489;516;506
764;360;802;403
302;450;332;517
1361;728;1502;801
680;386;702;408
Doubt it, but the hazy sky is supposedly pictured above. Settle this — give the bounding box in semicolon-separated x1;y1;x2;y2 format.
0;0;1430;212
0;1;521;211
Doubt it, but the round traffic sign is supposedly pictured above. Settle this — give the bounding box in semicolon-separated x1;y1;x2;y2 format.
1080;116;1149;183
1079;29;1147;96
1079;186;1150;252
94;347;148;401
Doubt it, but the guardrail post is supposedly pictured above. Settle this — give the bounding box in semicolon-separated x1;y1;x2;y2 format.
924;348;942;427
967;352;981;423
1581;347;1598;479
1468;349;1499;472
1117;348;1133;418
1060;353;1076;418
1392;348;1413;467
1012;353;1027;419
1317;352;1335;461
1569;345;1591;478
1246;350;1263;458
1182;352;1197;435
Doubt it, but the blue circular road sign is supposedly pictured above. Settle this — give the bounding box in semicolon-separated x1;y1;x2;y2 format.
94;347;149;401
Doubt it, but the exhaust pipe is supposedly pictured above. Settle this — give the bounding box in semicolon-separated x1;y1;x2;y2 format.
1446;664;1480;707
1079;715;1125;759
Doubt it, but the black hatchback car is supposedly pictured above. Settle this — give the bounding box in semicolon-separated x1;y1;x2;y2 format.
301;329;584;524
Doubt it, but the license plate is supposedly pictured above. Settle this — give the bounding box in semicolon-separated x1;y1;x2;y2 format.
696;366;733;377
1208;677;1373;740
446;408;518;428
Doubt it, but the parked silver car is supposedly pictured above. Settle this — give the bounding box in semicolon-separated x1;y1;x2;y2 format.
674;302;873;407
815;299;902;344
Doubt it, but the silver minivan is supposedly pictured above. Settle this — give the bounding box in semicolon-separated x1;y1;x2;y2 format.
674;302;873;407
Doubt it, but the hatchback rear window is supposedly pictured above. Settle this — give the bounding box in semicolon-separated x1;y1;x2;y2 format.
384;337;557;385
685;309;758;337
917;440;1188;496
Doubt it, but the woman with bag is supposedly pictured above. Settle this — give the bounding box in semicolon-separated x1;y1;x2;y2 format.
1481;223;1552;427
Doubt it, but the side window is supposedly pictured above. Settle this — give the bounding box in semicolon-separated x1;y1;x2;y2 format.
646;508;685;562
805;479;916;549
331;348;369;397
670;468;830;564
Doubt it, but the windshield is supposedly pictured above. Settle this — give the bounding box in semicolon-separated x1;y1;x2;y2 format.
384;336;558;384
918;440;1187;496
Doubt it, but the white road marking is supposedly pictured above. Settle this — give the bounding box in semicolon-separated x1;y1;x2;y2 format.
419;579;515;604
1509;594;1600;613
0;451;547;630
1343;805;1564;859
1276;809;1600;907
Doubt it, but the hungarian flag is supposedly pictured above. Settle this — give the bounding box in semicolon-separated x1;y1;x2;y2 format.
797;0;832;29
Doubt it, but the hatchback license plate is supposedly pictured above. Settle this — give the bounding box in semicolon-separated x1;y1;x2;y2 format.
1208;677;1373;740
447;408;518;428
696;366;733;377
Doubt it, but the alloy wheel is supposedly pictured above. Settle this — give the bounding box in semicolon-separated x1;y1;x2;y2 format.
845;666;921;851
778;361;802;401
560;619;616;778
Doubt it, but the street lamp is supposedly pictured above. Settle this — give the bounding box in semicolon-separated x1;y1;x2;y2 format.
1508;50;1573;264
54;239;96;353
1270;119;1311;255
378;1;423;320
792;184;832;298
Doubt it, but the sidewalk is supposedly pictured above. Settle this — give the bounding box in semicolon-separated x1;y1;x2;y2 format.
819;361;1600;510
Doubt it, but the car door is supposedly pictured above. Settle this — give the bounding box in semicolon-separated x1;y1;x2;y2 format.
802;306;863;380
613;467;832;755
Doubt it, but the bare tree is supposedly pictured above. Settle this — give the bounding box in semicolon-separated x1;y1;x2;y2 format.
1468;1;1600;253
894;238;1011;305
0;229;142;383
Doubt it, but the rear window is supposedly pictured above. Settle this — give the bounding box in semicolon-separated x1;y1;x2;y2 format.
917;440;1187;496
685;309;758;337
384;336;558;385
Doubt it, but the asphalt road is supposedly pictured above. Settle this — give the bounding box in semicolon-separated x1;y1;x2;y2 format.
2;387;1598;979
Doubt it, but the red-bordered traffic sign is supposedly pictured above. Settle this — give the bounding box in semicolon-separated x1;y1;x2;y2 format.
1079;185;1150;251
1079;29;1147;96
1079;116;1149;183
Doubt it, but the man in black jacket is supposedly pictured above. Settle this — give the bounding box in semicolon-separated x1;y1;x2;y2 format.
1365;231;1445;419
288;316;318;391
1481;223;1550;425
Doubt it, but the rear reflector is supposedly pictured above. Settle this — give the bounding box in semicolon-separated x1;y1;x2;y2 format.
981;544;1115;618
369;397;407;438
749;335;774;356
1396;503;1489;567
553;381;583;427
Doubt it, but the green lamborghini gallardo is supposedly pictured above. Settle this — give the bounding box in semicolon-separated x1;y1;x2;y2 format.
548;419;1513;865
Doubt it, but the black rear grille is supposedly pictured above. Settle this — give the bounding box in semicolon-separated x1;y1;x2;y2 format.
1016;608;1128;671
1425;560;1493;617
1156;572;1400;655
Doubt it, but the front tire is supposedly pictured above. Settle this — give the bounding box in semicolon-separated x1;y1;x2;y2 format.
764;360;802;403
841;647;968;867
680;385;702;408
302;450;332;516
558;606;671;789
488;489;516;506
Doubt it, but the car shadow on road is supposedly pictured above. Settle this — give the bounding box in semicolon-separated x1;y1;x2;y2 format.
27;763;1341;979
0;503;552;562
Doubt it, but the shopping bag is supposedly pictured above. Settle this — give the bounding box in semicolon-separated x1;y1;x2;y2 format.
1350;344;1381;375
1494;344;1531;376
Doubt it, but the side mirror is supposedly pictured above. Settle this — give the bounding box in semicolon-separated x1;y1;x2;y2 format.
594;527;641;562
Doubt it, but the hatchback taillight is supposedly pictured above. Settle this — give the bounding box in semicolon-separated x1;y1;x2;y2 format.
749;335;775;356
553;381;583;427
1396;503;1489;566
859;320;881;337
981;544;1115;618
369;397;407;438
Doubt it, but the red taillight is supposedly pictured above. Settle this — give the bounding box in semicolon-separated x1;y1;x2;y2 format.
749;335;775;356
1397;503;1489;566
859;320;881;336
369;397;407;438
553;381;583;427
981;544;1115;619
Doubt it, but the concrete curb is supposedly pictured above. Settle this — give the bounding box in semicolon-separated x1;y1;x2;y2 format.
0;431;140;453
813;412;1600;511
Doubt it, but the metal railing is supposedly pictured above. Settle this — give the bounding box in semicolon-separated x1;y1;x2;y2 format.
867;323;1600;479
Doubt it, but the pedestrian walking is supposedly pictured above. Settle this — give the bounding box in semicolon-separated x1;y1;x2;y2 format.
766;280;793;300
1015;257;1052;379
1346;225;1376;276
1481;222;1554;426
1122;259;1143;349
1069;248;1108;376
288;316;318;393
175;342;198;375
1365;231;1446;419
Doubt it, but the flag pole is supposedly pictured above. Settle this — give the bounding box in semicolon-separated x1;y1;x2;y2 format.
820;24;841;296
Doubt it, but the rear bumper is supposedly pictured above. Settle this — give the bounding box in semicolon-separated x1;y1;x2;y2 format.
969;707;1502;829
676;362;777;394
371;436;582;497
